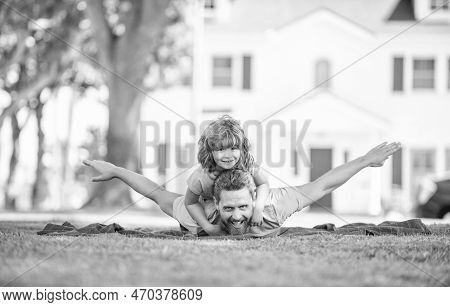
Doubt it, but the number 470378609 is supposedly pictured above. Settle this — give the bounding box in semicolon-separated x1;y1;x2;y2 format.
131;288;202;301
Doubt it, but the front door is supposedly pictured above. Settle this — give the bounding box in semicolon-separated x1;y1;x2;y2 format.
309;148;333;211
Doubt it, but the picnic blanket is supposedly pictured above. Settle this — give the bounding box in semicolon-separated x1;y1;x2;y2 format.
37;219;433;239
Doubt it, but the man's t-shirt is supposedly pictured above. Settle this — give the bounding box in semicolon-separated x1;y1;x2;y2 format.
172;187;310;236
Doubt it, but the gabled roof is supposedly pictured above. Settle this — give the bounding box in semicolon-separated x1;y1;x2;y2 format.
207;0;400;32
274;7;374;38
388;0;415;20
206;0;449;33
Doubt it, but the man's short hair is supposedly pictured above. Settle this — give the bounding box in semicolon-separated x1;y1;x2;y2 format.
214;170;256;202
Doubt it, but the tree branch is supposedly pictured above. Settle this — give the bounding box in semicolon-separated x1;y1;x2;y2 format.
0;103;15;131
0;30;28;76
0;62;59;126
85;0;113;69
122;0;143;33
0;0;13;28
17;61;59;100
138;0;171;42
116;0;171;82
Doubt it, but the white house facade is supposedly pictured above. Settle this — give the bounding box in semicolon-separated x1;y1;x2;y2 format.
145;0;450;216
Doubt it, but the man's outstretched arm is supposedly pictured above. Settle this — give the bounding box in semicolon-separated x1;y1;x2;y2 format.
298;142;402;206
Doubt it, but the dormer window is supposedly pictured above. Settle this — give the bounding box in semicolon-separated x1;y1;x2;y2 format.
205;0;215;10
430;0;449;10
203;0;232;23
413;0;450;22
315;59;331;88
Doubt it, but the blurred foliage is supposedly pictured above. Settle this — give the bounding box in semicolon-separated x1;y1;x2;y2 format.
0;0;87;209
0;0;192;209
74;127;107;198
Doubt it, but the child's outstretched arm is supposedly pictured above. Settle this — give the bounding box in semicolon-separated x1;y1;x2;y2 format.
83;160;161;199
250;169;270;226
298;142;402;206
185;188;225;236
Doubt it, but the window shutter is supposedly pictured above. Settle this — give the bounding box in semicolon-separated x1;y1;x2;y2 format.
448;57;450;90
393;57;404;92
392;148;403;187
242;55;252;90
446;148;450;171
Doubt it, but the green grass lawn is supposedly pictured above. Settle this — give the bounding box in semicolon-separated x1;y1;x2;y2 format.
1;221;449;286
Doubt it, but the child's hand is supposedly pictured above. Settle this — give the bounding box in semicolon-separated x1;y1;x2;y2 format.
83;160;117;182
207;170;221;181
203;224;226;236
250;209;263;226
364;142;402;167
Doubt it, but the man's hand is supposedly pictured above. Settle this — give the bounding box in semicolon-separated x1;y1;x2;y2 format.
364;142;402;167
203;224;227;236
250;209;263;226
83;160;118;182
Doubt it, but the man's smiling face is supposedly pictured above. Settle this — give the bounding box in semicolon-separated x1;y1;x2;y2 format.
218;188;254;235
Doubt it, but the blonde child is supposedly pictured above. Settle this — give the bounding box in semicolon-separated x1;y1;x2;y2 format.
185;115;269;236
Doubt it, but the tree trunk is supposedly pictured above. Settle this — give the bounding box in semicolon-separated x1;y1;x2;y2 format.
31;102;47;209
4;113;20;210
61;91;75;181
82;0;172;209
82;74;143;209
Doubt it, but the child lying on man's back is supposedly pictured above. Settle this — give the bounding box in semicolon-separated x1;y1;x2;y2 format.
184;115;269;236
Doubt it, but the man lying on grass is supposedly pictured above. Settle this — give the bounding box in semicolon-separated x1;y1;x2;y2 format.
84;142;401;236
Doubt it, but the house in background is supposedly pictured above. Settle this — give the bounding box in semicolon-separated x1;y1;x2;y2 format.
147;0;450;216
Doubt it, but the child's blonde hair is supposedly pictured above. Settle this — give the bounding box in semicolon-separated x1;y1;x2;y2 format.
198;115;255;173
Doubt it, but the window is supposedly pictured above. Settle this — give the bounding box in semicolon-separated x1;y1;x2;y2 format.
242;55;252;90
205;0;215;9
413;59;435;89
393;57;404;92
315;60;330;88
212;57;232;87
430;0;449;10
412;149;435;172
392;148;403;187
